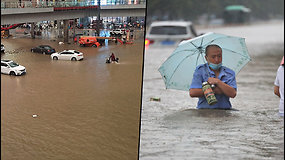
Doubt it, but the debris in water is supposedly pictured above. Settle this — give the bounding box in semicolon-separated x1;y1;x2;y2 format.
150;97;161;102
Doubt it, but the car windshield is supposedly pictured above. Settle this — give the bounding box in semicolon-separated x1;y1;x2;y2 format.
8;62;19;67
149;26;187;35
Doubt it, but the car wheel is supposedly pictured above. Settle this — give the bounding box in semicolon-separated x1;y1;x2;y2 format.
43;51;46;55
92;44;97;48
10;71;16;76
53;56;58;60
71;57;77;61
31;49;34;52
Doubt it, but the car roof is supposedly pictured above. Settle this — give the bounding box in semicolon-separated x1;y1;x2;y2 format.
39;45;52;47
149;21;193;27
61;50;77;52
1;59;13;63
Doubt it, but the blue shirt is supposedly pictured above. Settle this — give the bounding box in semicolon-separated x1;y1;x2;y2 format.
190;63;237;109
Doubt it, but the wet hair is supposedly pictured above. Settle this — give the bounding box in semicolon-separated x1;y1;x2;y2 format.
205;44;222;56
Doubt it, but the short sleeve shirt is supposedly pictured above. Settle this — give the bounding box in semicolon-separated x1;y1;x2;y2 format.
274;66;284;116
190;63;237;109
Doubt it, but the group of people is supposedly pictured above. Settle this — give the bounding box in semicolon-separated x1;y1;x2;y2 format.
189;44;284;117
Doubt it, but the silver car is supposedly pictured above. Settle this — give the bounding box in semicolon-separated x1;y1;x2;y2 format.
145;21;198;46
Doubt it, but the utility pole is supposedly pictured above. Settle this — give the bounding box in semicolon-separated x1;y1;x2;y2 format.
96;0;101;36
98;0;101;21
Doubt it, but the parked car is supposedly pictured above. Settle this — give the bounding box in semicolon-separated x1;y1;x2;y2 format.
110;29;126;36
1;44;5;53
31;45;56;54
1;60;26;76
51;50;84;61
145;21;198;46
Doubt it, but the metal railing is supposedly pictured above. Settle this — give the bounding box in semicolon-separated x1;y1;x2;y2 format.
1;0;146;9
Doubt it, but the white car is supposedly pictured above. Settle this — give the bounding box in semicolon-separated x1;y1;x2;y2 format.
110;29;126;35
1;44;5;53
1;60;26;76
145;21;198;46
51;50;84;61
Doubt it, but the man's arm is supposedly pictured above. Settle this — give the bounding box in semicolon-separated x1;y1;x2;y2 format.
189;67;204;98
274;86;280;97
208;77;236;98
189;88;204;97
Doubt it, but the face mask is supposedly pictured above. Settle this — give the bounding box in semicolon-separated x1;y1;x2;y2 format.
209;63;222;70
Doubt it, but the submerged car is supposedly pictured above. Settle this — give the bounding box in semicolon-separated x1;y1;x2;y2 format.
1;60;26;76
31;45;56;54
145;21;198;46
51;50;84;61
1;44;5;53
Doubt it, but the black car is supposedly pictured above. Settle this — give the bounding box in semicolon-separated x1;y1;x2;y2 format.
31;45;56;54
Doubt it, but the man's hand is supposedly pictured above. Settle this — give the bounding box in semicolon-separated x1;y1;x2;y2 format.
207;77;221;85
207;77;236;98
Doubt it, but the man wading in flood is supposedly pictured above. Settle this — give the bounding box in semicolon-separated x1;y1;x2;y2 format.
189;44;237;109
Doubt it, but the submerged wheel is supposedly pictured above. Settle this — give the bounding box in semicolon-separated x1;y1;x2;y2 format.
53;56;58;60
71;57;76;61
10;71;16;76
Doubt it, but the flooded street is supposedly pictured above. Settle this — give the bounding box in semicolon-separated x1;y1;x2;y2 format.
139;20;284;159
1;35;144;159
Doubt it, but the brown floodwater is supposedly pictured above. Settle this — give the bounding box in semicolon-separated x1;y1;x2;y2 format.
1;35;144;160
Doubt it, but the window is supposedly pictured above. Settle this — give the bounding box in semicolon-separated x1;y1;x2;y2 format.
1;63;8;67
63;52;73;54
8;62;19;68
43;46;52;50
150;26;187;35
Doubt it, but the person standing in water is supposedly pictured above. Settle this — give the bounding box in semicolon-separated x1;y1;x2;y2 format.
189;44;237;109
274;56;284;116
